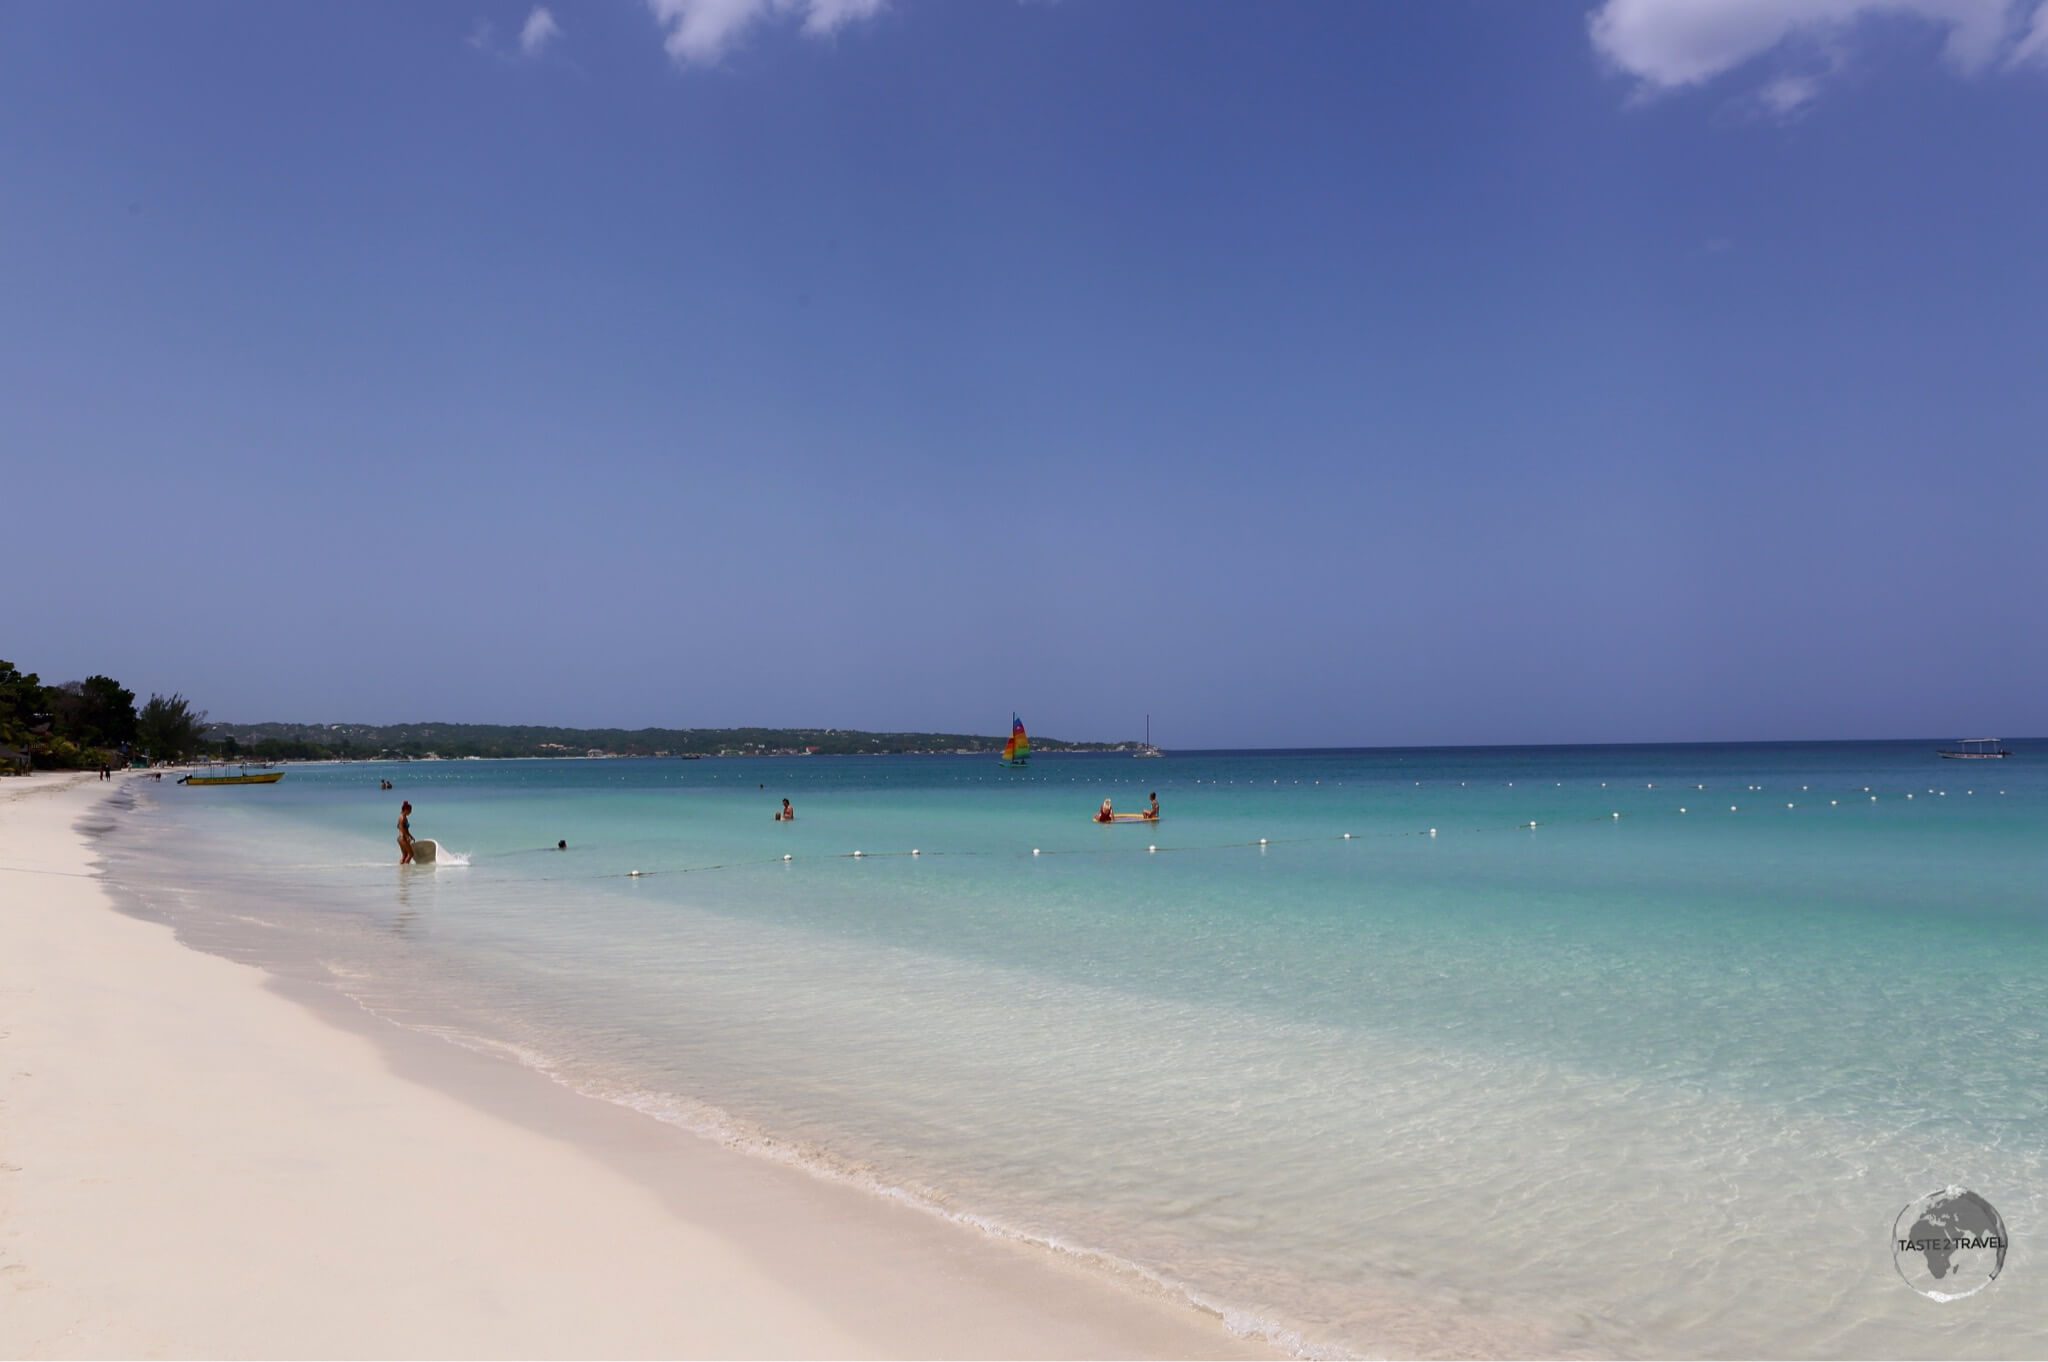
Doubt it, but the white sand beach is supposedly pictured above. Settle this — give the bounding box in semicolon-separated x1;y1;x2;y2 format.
0;774;1258;1359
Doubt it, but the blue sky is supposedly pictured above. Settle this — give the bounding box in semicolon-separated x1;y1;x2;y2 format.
5;0;2046;747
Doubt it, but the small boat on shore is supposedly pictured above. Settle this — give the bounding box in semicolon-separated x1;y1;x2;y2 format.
179;770;285;786
1938;738;2010;759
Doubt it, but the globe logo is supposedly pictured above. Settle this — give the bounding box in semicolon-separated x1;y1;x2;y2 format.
1893;1187;2007;1301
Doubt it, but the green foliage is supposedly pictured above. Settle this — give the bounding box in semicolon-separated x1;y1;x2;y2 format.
46;675;138;750
0;659;49;749
137;693;209;762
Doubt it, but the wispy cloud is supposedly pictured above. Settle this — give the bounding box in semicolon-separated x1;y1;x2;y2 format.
647;0;886;66
2015;0;2048;61
520;6;563;57
1589;0;2048;109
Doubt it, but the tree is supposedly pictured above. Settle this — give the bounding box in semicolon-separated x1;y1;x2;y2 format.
0;659;47;748
136;693;208;762
47;675;139;750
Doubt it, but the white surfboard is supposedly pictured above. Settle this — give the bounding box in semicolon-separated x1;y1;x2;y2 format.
411;839;438;863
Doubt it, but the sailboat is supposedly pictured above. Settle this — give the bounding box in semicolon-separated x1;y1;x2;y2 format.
1134;713;1163;758
999;713;1030;766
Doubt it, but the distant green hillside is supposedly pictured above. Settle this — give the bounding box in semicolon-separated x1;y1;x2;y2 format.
203;721;1133;761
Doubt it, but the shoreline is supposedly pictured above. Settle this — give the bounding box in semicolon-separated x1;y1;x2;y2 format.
0;774;1265;1359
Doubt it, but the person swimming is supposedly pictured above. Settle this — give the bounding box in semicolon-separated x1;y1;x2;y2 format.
557;839;567;850
1096;798;1115;823
397;801;415;864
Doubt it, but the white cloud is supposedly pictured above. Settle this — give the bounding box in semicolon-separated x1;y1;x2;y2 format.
520;6;563;56
1758;70;1826;112
2015;0;2048;61
799;0;885;36
1589;0;2048;105
647;0;886;66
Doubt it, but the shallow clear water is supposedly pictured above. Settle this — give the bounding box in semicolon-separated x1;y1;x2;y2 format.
101;744;2048;1357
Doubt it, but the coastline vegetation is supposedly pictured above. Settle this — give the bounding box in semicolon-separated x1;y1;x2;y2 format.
1;657;1135;767
202;720;1133;761
0;659;213;770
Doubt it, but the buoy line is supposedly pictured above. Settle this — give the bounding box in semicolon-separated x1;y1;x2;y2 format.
65;789;1973;893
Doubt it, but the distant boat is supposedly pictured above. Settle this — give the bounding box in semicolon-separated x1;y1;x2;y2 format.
1938;738;2010;759
999;713;1030;766
179;770;284;786
1134;713;1163;758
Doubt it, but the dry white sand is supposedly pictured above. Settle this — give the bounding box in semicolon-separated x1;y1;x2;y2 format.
0;773;1263;1359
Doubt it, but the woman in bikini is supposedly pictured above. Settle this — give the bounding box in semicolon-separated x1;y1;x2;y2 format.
397;801;415;864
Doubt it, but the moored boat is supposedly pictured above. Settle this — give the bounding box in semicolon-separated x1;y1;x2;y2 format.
179;770;285;785
1937;738;2010;759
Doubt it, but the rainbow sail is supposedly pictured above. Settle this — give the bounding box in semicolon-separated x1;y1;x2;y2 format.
999;713;1029;766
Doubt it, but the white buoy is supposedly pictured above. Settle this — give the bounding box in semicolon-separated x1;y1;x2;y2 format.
1033;848;1041;855
782;853;792;861
1787;803;1794;809
1258;837;1268;845
1528;820;1538;828
628;870;642;877
1830;800;1837;806
853;850;864;857
1731;806;1738;812
1343;832;1352;839
1429;828;1437;836
1148;845;1157;853
911;849;920;856
1680;807;1687;813
1612;811;1620;818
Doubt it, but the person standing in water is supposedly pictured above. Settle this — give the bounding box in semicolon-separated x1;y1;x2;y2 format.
397;800;415;864
775;798;794;821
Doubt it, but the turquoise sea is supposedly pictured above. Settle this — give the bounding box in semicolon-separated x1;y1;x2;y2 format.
101;743;2047;1357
